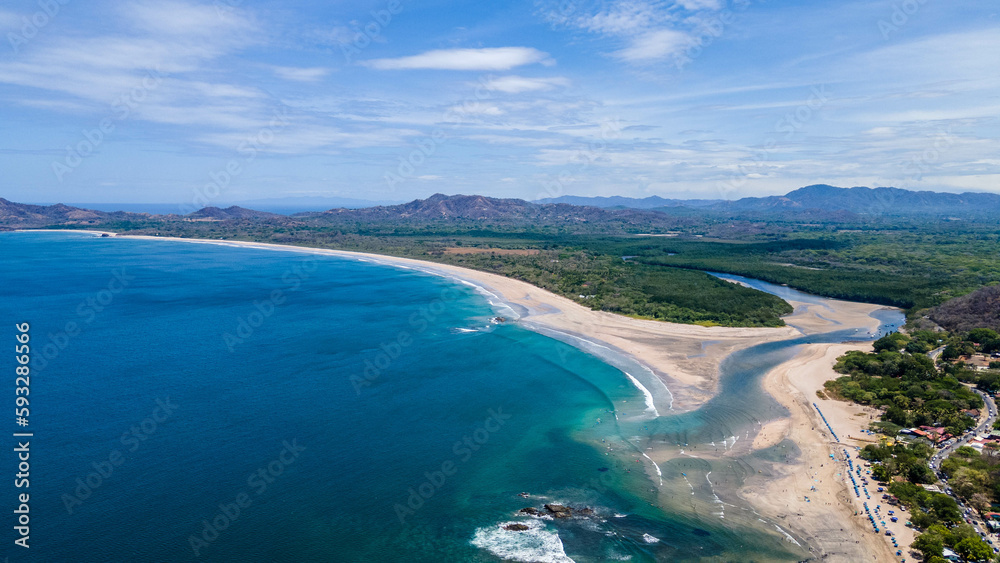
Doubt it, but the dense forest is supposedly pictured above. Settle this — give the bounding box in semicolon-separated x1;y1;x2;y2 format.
824;330;1000;436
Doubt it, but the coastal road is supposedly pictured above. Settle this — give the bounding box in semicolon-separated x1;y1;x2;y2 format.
927;345;947;362
931;389;997;466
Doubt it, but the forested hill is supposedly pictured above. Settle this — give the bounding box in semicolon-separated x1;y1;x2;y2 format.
929;285;1000;332
543;185;1000;219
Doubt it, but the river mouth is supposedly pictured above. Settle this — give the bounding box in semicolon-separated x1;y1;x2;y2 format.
596;273;906;559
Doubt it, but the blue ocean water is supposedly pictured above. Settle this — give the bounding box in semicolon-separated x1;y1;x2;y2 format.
0;232;900;562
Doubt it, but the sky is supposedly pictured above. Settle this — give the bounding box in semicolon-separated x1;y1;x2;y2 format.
0;0;998;207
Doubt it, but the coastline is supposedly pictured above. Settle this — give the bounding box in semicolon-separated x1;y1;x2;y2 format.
743;342;907;562
23;230;903;560
16;228;119;236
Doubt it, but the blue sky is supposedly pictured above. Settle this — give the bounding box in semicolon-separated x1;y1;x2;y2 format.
0;0;997;206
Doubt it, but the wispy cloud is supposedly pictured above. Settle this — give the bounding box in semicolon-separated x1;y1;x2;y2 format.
363;47;552;70
479;75;570;93
615;29;690;62
271;66;332;82
541;0;742;65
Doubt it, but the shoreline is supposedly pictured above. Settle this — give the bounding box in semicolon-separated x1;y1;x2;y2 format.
744;343;907;562
17;229;902;560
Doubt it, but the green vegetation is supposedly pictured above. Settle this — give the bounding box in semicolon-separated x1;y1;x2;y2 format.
861;442;936;483
939;446;1000;512
824;332;982;436
44;202;1000;328
829;329;1000;562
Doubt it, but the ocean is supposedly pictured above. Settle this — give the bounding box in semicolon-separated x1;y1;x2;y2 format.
0;232;901;562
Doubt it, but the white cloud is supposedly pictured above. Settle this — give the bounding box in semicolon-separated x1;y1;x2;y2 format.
676;0;723;10
481;75;569;93
544;0;730;65
363;47;551;71
271;66;331;82
123;1;256;38
615;29;691;62
579;1;670;35
447;104;504;117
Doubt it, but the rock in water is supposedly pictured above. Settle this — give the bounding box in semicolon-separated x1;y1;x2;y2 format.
544;504;572;518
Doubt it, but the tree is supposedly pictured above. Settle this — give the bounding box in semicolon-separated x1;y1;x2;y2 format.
872;464;892;482
912;533;944;559
970;492;992;513
954;536;993;562
930;494;962;523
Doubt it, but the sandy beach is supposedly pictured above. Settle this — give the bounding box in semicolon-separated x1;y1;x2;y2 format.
739;342;904;562
70;232;903;560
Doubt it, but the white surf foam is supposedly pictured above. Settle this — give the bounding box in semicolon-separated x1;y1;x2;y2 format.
642;533;660;544
640;452;663;486
774;524;802;547
471;519;575;563
625;372;659;416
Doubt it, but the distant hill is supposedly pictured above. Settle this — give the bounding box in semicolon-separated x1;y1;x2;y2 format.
5;185;1000;232
305;193;694;231
716;185;1000;217
186;206;284;221
929;285;1000;333
229;196;398;213
0;198;114;228
542;185;1000;219
536;195;721;209
0;194;701;233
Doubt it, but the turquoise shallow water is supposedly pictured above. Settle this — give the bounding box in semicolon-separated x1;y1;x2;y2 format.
0;232;901;562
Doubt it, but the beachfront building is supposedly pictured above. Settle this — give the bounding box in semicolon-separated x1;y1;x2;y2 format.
942;546;962;561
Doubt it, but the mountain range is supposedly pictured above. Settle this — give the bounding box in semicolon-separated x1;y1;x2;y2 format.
3;185;1000;231
540;185;1000;218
